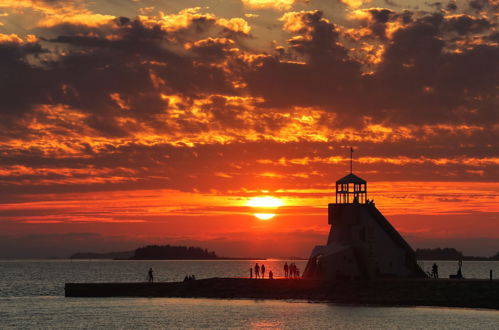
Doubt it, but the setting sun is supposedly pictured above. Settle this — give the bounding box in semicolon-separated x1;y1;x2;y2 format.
247;196;284;208
247;196;284;220
254;213;276;220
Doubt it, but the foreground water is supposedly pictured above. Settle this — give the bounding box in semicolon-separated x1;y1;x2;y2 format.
1;260;498;329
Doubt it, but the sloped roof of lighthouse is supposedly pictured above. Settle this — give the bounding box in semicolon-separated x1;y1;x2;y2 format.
336;173;366;184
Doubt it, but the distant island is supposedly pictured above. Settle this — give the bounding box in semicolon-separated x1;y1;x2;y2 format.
70;244;221;260
132;245;220;260
71;246;499;261
416;248;499;261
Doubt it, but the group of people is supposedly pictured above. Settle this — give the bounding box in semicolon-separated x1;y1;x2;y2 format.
430;261;464;279
147;268;197;283
283;262;300;278
249;262;301;279
183;275;196;282
250;263;273;279
148;261;304;283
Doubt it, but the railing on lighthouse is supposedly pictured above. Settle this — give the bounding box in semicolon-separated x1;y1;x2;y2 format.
335;147;367;204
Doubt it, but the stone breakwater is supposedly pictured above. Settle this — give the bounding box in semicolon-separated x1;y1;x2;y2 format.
65;278;499;310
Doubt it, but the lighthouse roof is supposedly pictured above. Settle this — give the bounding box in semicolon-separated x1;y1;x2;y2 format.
336;173;366;184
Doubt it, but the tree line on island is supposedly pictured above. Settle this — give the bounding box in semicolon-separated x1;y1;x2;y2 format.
415;248;499;261
133;245;219;260
70;244;221;260
70;245;499;260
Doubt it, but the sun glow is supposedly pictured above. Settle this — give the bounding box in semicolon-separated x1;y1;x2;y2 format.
247;196;283;208
247;196;283;220
254;213;276;220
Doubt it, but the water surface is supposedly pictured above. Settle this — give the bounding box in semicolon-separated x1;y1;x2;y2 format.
1;260;498;329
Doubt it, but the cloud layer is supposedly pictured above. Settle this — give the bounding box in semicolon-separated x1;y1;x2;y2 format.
0;0;497;257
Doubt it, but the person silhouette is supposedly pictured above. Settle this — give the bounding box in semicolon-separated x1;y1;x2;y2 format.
269;270;273;279
261;264;266;278
432;263;439;279
254;263;260;279
250;267;253;279
148;268;154;283
284;262;289;278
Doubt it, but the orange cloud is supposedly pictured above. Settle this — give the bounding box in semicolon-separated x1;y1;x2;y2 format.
139;7;250;36
139;7;209;32
0;33;38;44
185;37;236;49
339;0;372;9
0;33;23;43
256;156;499;168
0;0;61;13
38;13;115;28
3;101;493;161
217;18;251;34
0;0;114;28
241;0;296;11
1;182;497;230
280;10;330;33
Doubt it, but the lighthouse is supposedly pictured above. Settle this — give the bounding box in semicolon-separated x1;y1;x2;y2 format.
303;150;425;279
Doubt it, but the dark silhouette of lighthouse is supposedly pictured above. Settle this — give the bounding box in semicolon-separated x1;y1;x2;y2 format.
303;148;425;279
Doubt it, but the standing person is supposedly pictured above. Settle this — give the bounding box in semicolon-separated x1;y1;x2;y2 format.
456;259;463;278
432;263;439;279
284;262;289;278
261;264;266;279
148;268;154;283
269;270;273;279
254;263;260;279
250;267;253;279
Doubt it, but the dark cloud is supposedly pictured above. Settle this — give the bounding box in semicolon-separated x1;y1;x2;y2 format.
446;1;458;11
1;14;246;136
366;8;395;39
0;1;496;260
468;0;486;10
244;10;361;115
443;14;492;35
2;7;497;135
0;5;496;197
243;9;497;127
0;39;49;119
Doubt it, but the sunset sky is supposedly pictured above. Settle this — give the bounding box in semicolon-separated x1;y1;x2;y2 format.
0;0;497;258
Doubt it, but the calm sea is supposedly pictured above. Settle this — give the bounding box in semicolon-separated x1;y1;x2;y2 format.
0;260;498;329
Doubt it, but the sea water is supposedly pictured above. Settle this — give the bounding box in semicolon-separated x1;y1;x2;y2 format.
0;260;498;329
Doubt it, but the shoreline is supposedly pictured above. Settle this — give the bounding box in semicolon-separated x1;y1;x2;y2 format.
65;278;499;310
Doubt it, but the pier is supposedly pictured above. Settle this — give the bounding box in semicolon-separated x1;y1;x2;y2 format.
65;278;499;309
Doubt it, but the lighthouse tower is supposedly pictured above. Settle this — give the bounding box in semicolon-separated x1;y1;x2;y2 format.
303;151;425;279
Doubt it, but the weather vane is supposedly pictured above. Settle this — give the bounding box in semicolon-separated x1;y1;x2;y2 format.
350;147;354;174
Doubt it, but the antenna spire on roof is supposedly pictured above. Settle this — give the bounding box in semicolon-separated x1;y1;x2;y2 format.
350;147;354;174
